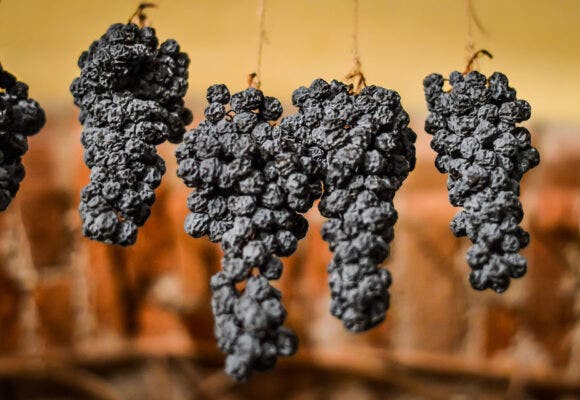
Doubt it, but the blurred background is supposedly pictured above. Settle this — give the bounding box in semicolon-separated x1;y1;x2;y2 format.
0;0;578;399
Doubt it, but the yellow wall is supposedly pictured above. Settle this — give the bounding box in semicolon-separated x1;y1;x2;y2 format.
1;0;579;124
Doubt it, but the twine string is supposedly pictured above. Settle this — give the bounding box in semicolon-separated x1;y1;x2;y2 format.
345;0;366;93
249;0;267;89
465;0;475;64
463;0;490;73
352;0;360;68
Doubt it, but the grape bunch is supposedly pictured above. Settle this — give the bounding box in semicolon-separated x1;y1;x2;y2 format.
284;79;416;332
0;64;46;211
176;84;321;381
70;23;192;246
423;71;540;292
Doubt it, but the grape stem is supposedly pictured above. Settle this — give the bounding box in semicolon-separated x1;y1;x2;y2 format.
247;72;260;89
128;3;157;28
345;58;367;94
463;49;493;74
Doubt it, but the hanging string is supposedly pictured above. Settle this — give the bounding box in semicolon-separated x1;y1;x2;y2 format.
352;0;361;68
128;3;157;28
463;0;491;74
248;0;267;89
345;0;366;93
464;0;475;64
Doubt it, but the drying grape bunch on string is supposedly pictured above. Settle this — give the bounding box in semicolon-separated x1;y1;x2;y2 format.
285;78;416;332
423;53;539;292
70;4;192;246
0;64;46;211
281;0;416;332
176;83;321;381
175;0;321;381
422;0;540;293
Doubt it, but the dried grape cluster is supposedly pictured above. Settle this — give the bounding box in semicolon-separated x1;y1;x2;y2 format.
423;71;539;292
176;85;321;381
71;23;192;246
284;79;416;332
0;64;46;211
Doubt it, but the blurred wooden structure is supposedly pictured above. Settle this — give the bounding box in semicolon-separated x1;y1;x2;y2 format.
0;110;578;399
